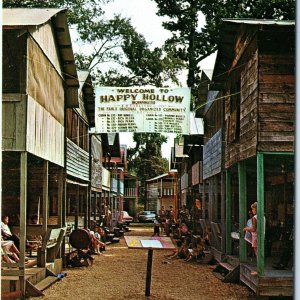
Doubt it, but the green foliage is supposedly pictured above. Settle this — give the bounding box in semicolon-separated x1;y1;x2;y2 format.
3;0;184;87
153;0;295;103
127;133;169;204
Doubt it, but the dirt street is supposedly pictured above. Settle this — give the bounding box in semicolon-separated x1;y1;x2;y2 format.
34;225;254;300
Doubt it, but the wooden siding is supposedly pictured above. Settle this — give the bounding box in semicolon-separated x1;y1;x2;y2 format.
29;21;63;77
192;161;201;185
239;50;259;161
2;94;26;150
258;54;295;152
203;129;222;179
27;96;64;166
27;37;65;125
66;138;89;181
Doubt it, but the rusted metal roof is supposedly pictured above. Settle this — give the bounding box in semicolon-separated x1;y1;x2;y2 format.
3;8;65;26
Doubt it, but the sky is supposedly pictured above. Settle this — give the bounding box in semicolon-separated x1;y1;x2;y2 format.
103;0;216;160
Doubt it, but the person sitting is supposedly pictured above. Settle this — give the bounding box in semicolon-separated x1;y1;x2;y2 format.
1;215;20;250
165;235;191;260
94;226;106;253
184;237;205;262
1;239;20;263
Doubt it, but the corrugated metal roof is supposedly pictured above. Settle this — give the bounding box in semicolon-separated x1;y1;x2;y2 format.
222;18;295;26
146;173;169;182
3;8;65;26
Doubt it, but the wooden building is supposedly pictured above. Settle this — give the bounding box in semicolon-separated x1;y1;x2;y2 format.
146;170;178;217
2;8;79;297
197;70;226;260
210;19;295;297
65;70;94;230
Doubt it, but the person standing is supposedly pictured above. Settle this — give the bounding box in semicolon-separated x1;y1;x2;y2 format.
152;217;160;236
243;202;258;256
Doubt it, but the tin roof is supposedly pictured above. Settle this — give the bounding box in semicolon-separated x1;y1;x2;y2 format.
3;8;64;26
221;18;294;26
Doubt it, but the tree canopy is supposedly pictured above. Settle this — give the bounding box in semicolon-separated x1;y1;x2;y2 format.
153;0;295;104
3;0;171;193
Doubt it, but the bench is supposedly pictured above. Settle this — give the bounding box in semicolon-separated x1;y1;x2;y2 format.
38;227;66;267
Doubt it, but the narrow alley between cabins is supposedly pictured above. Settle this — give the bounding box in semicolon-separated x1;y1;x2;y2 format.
31;224;253;300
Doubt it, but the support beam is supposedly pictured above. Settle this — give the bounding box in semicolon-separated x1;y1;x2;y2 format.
257;152;265;275
238;161;247;262
225;170;232;254
20;152;27;299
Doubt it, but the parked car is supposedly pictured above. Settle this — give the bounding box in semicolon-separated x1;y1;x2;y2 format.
121;211;133;225
138;211;157;223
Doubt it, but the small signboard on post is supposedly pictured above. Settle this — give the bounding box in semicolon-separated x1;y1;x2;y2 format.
124;236;176;296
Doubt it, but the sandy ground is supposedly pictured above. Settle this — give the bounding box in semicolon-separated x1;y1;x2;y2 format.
33;225;254;300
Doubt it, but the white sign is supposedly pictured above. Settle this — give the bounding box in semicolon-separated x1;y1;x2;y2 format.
95;87;190;134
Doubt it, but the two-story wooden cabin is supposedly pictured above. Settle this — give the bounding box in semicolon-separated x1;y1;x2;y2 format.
2;8;79;297
210;19;294;297
65;70;95;230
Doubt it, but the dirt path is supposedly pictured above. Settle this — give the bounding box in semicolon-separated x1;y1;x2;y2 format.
34;225;254;300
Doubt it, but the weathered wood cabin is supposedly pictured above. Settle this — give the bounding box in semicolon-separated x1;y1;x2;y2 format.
210;19;295;297
2;8;79;297
146;172;178;216
124;173;139;220
65;70;95;230
197;69;225;257
100;133;122;227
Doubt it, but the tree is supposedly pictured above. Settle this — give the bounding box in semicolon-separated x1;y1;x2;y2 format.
4;0;174;202
127;133;169;204
153;0;295;105
3;0;185;87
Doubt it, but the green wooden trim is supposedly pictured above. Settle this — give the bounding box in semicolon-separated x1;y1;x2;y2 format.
260;151;294;155
226;170;232;254
238;161;247;262
257;153;265;275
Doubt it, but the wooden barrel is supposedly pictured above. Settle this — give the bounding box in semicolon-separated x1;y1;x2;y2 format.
69;229;91;249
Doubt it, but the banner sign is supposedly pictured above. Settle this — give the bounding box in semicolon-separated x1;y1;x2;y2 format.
95;87;190;134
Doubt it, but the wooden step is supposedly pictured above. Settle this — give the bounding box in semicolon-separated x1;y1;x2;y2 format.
219;262;234;271
34;276;59;291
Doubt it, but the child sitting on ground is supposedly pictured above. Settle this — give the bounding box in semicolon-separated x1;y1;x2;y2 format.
185;237;205;262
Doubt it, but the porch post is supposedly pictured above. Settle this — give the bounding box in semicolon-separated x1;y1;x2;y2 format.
225;170;232;254
238;161;247;262
75;185;79;229
257;152;265;275
20;152;27;299
42;161;49;233
57;168;63;227
41;160;49;267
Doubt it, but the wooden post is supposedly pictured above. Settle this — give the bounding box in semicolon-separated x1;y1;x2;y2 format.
221;171;226;252
57;168;63;227
225;170;232;254
75;185;79;229
40;160;49;268
257;152;265;275
20;152;27;299
238;161;247;262
145;249;153;297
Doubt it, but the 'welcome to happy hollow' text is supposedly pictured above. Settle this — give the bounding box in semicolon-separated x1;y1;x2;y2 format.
99;93;184;103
